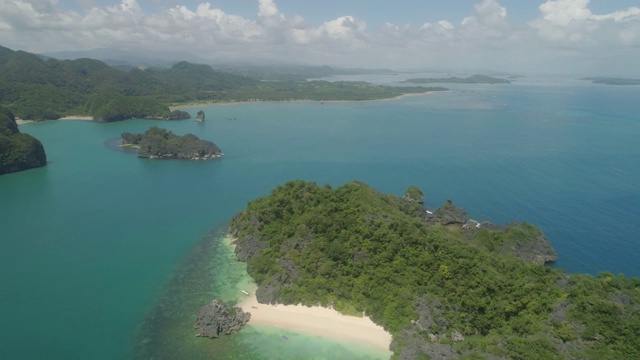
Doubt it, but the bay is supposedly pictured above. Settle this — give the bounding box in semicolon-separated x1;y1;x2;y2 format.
1;78;638;359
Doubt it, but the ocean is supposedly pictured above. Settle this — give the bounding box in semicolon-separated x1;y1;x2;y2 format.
1;76;638;359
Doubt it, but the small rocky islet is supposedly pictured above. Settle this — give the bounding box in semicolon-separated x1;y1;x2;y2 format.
194;299;251;338
121;126;221;160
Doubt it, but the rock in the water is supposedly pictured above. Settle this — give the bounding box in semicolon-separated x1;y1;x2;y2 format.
195;110;205;122
194;299;251;338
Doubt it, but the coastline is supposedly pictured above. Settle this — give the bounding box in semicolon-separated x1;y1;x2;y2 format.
170;91;439;110
222;235;392;353
16;115;93;125
238;290;392;353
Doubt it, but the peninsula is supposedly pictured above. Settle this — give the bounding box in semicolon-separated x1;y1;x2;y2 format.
0;45;447;122
228;180;639;359
121;126;222;160
403;74;511;84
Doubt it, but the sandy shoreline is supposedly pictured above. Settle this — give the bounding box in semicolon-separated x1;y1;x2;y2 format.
238;290;392;353
170;91;438;110
223;235;391;352
16;115;93;125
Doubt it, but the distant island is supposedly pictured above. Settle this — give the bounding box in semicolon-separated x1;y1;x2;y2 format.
580;77;640;85
229;180;639;360
121;126;222;160
403;74;511;84
0;106;47;175
0;45;447;122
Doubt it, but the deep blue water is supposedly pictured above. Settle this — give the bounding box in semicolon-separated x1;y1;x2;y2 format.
0;78;638;359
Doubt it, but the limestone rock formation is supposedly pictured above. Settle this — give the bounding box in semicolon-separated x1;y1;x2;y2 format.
403;185;425;204
194;299;251;338
425;199;467;225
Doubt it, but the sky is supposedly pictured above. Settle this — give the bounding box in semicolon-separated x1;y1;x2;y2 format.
1;0;639;75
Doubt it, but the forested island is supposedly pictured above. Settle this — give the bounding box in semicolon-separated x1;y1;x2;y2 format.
230;181;639;360
0;106;47;175
121;126;221;160
0;45;445;121
580;77;640;85
403;74;511;84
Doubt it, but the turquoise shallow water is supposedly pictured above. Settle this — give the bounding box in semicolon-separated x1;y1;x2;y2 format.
1;78;639;358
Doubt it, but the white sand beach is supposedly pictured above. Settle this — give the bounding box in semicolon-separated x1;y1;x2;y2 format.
58;115;93;120
169;91;440;110
238;292;392;353
15;116;92;125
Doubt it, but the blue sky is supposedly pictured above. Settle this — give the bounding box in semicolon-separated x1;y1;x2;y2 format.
78;0;640;25
2;0;640;75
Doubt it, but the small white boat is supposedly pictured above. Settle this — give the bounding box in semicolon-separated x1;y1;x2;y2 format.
241;290;249;296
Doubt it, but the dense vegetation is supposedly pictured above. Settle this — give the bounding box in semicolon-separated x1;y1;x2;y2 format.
84;93;170;122
0;106;46;174
231;180;639;359
0;45;444;121
121;126;221;160
403;74;511;84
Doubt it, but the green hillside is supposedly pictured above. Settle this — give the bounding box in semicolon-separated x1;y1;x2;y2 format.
0;105;46;174
0;45;444;121
231;180;640;360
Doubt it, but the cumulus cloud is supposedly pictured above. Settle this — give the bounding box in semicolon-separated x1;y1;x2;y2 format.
531;0;640;44
0;0;638;74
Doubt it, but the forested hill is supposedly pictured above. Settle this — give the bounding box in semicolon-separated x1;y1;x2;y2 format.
0;106;46;175
0;45;443;121
0;45;256;120
230;180;640;360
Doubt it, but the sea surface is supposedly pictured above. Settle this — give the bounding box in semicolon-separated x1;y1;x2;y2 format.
1;76;639;359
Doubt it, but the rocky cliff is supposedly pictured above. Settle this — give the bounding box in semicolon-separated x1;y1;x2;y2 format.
424;199;467;225
0;106;47;175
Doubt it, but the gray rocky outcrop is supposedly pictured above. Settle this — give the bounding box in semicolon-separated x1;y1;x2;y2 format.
425;200;467;225
194;299;251;338
500;221;558;265
403;185;425;204
255;259;300;304
233;233;269;262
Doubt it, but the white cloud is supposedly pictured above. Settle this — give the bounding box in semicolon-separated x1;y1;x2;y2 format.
531;0;640;44
258;0;281;18
0;0;638;74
